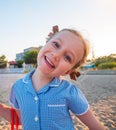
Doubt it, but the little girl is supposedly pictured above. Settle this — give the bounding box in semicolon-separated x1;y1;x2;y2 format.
0;26;105;130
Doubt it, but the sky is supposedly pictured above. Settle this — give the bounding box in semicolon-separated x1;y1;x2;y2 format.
0;0;116;61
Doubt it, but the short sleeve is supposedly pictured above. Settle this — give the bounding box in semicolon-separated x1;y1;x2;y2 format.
10;84;19;109
68;85;90;115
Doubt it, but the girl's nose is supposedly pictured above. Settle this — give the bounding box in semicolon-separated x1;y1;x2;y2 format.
52;51;60;61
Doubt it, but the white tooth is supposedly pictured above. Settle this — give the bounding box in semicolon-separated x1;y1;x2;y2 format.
46;57;54;66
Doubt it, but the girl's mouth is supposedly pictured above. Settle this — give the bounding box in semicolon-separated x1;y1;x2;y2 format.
45;56;55;69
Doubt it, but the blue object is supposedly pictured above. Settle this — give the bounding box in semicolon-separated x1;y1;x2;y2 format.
10;70;89;130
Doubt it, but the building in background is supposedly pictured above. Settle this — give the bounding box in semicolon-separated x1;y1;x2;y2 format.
15;47;39;61
8;61;17;68
16;52;24;61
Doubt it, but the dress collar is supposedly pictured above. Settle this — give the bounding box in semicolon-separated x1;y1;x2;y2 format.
22;70;63;95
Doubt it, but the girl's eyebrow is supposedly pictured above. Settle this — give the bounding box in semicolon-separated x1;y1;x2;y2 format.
56;38;63;44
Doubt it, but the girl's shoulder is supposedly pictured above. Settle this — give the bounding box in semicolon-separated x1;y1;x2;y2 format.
60;76;79;90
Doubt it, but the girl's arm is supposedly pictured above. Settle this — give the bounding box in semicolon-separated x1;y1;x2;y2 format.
0;103;21;124
76;109;106;130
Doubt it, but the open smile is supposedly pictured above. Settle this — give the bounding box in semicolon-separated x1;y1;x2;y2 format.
45;56;55;69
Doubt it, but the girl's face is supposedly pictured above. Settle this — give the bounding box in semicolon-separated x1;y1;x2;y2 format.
37;31;84;78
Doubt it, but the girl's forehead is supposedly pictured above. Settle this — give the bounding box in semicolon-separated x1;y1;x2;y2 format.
54;30;74;38
51;31;75;43
53;31;84;48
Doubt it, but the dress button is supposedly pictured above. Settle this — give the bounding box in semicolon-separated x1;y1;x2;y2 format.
34;96;38;101
34;116;39;122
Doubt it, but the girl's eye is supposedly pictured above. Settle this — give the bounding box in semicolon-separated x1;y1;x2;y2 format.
53;42;60;48
64;55;71;62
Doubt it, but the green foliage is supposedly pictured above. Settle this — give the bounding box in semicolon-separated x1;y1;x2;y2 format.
24;50;39;65
98;62;116;69
0;55;7;68
94;56;116;67
94;54;116;70
17;60;24;68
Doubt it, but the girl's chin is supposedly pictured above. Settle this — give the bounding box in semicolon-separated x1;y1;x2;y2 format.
38;65;54;74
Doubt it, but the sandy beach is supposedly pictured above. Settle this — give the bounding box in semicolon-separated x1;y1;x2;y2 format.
0;73;116;130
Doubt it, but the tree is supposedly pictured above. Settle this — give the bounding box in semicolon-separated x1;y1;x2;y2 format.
94;54;116;69
0;55;7;68
17;60;24;68
24;50;39;66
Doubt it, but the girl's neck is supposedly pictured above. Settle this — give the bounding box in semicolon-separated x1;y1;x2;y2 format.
31;68;53;91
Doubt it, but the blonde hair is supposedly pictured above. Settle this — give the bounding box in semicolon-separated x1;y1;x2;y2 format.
47;28;90;80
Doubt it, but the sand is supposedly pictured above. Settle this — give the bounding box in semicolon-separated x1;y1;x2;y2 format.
0;73;116;130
